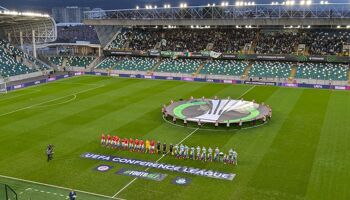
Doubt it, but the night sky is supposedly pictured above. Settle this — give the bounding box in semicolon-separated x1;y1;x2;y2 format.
0;0;346;12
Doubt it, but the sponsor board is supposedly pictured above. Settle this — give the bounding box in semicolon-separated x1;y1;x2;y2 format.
166;76;174;80
313;84;323;89
14;84;23;89
95;72;101;76
223;80;234;84
110;51;133;55
334;86;346;90
182;77;194;82
95;165;113;172
172;177;191;186
206;79;214;83
74;72;84;76
116;168;167;181
34;81;41;85
144;75;153;79
244;81;276;86
48;77;56;82
64;74;69;78
110;73;119;77
81;152;235;181
282;83;298;87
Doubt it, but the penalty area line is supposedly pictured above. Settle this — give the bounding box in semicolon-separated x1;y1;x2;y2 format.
0;85;103;117
0;174;126;200
111;128;200;198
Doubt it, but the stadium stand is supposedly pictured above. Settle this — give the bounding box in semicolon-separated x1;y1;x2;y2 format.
96;57;121;69
106;29;256;53
200;60;248;76
105;29;350;56
255;31;299;54
156;58;201;74
296;63;349;81
47;56;95;68
96;56;157;71
113;57;157;71
0;48;36;77
48;57;64;67
66;56;95;67
249;61;292;78
56;25;99;44
301;30;350;55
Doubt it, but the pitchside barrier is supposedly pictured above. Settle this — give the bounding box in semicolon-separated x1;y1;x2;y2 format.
0;184;17;200
3;71;350;94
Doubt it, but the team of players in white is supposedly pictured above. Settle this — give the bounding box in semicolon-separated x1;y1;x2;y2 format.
173;144;238;165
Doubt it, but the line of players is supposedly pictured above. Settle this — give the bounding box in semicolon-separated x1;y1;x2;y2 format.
101;134;238;165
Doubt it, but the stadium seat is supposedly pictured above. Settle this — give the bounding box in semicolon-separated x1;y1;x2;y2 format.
200;60;248;76
249;61;292;78
156;58;201;74
296;63;348;81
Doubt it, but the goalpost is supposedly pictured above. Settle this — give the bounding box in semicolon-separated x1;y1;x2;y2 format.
0;76;8;94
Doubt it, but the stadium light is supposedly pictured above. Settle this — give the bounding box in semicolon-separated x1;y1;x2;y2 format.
221;2;229;6
180;3;188;8
300;0;305;5
164;4;171;8
306;0;312;5
285;1;295;5
320;1;328;4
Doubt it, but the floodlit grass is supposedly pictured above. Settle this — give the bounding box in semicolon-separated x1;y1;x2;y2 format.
0;75;349;200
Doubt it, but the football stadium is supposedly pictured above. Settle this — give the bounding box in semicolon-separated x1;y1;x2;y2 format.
0;1;350;200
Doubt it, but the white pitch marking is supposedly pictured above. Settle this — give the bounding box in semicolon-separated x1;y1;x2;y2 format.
0;174;126;200
112;128;200;198
31;94;77;108
0;85;103;117
0;89;41;102
238;85;256;99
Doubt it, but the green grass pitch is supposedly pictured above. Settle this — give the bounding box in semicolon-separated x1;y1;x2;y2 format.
0;75;349;200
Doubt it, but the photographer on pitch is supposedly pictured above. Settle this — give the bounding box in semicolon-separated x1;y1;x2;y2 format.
46;144;54;162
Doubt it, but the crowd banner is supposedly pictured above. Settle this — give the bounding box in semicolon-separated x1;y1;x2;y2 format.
209;51;222;58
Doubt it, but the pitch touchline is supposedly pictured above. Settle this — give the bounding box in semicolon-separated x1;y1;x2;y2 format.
0;85;103;117
111;128;200;198
0;174;126;200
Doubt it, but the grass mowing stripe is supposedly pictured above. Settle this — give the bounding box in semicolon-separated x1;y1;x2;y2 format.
248;89;331;199
305;91;350;200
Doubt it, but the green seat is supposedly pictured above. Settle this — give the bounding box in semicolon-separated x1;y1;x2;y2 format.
200;60;247;76
249;61;292;78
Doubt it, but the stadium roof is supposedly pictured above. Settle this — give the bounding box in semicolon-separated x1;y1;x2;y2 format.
0;12;50;27
0;10;56;44
84;3;350;27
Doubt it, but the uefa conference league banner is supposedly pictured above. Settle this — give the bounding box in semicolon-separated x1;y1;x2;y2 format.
81;152;235;181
